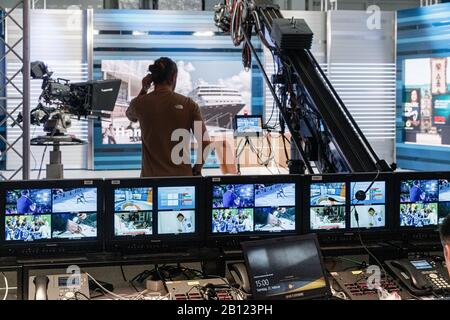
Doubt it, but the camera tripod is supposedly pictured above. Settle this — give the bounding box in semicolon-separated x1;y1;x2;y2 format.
31;134;86;180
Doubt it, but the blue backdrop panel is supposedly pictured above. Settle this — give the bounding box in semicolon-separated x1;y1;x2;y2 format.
93;10;263;170
396;3;450;171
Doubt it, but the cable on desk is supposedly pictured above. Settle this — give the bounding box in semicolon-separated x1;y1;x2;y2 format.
155;265;167;282
129;264;207;295
1;272;8;301
120;265;128;282
324;269;348;300
75;291;91;301
86;273;162;300
86;272;128;300
325;256;368;271
351;170;389;290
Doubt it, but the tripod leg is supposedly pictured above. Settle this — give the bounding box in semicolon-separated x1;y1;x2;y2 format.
236;137;250;175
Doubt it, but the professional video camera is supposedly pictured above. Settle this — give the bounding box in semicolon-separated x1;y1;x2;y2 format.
15;61;121;141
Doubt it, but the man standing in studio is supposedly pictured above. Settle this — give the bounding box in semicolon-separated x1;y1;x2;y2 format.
126;57;211;177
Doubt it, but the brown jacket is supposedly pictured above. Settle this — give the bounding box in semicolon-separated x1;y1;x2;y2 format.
126;87;209;177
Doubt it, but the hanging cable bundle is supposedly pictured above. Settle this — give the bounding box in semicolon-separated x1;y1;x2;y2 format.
231;0;246;46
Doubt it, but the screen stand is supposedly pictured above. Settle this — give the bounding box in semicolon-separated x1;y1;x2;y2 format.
236;135;262;174
236;136;250;175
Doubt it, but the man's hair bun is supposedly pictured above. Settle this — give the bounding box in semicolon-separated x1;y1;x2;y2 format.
148;57;177;85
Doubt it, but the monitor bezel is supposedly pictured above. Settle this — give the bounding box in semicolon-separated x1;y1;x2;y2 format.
0;179;104;257
394;171;450;234
104;177;204;253
241;234;331;300
205;175;301;248
303;172;394;240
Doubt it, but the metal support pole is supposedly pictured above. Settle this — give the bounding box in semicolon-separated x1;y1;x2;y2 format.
22;0;30;180
86;8;94;170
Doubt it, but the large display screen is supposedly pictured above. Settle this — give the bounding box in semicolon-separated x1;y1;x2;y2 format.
211;183;296;235
113;185;197;237
403;57;450;146
243;236;328;300
4;188;98;242
350;181;386;229
399;179;450;228
309;183;346;230
100;59;251;145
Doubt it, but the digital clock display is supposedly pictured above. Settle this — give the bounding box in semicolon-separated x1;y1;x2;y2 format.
244;236;328;300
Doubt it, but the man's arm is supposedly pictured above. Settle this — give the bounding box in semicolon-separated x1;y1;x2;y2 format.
126;98;139;123
126;74;153;123
191;99;212;176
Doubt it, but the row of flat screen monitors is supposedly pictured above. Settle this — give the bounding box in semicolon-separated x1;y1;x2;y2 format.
1;172;449;254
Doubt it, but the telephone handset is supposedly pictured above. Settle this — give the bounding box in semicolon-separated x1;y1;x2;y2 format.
389;261;432;292
386;258;450;296
29;273;90;300
34;276;50;300
228;263;251;294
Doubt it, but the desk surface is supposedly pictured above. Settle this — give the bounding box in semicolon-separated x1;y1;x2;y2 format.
1;249;447;301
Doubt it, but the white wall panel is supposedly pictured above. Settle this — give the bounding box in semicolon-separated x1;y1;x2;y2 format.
327;10;396;164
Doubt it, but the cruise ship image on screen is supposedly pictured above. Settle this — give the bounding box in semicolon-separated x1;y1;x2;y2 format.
189;84;246;129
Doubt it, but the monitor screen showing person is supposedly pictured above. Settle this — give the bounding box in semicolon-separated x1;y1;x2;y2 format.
114;212;153;237
158;211;196;235
350;181;386;229
156;186;196;235
6;189;52;215
114;188;153;237
213;184;254;209
399;178;450;228
400;180;438;203
310;182;346;230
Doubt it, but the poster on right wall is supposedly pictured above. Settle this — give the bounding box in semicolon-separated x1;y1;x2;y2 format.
404;57;450;146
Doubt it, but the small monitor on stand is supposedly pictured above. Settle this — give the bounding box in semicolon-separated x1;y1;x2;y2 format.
233;115;264;174
233;115;263;138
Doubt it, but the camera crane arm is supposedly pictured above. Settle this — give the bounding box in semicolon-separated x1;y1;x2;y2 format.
215;1;393;174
